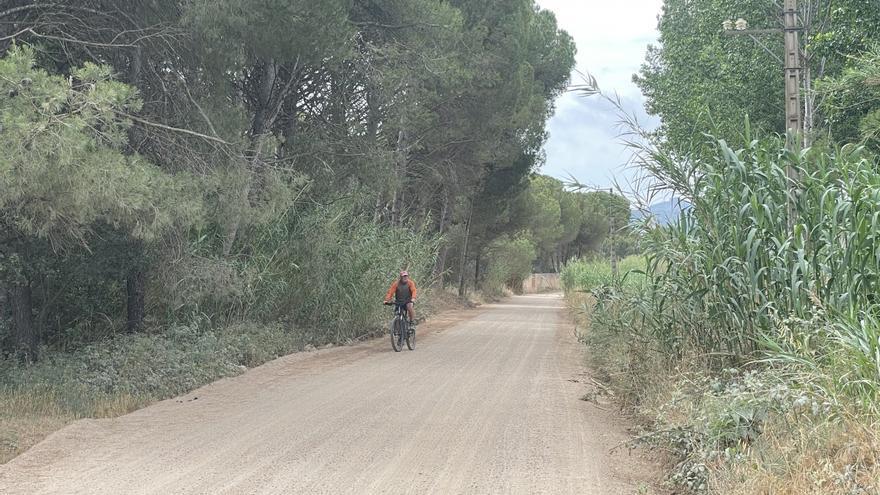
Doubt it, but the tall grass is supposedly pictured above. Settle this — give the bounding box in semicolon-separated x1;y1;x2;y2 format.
625;132;880;404
560;255;646;292
562;135;880;493
156;200;440;342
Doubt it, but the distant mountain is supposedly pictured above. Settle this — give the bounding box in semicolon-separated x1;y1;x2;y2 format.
631;198;690;226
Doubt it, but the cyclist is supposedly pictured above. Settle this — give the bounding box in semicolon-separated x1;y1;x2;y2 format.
384;271;417;324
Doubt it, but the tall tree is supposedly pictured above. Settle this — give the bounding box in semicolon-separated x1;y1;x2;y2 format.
0;47;200;358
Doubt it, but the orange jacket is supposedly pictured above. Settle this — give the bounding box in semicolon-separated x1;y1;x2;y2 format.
384;279;417;303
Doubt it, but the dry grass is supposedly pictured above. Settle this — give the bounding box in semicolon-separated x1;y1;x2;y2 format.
0;388;72;464
0;384;150;463
0;415;74;464
712;417;880;494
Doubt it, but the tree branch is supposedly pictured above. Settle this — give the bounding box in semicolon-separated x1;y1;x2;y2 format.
0;3;59;19
119;112;233;146
0;27;137;47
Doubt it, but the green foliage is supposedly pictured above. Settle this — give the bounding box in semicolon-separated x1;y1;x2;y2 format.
518;176;565;253
641;136;880;367
562;132;880;493
154;199;440;344
576;190;631;254
638;0;880;153
0;46;200;246
560;256;646;293
820;45;880;147
482;234;538;297
506;175;632;275
585;3;880;487
807;1;880;73
0;1;577;355
276;203;440;342
184;0;353;69
579;126;880;412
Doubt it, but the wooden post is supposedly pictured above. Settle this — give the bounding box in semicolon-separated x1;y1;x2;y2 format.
783;0;802;152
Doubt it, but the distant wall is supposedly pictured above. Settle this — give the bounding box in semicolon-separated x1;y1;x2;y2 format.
521;273;561;294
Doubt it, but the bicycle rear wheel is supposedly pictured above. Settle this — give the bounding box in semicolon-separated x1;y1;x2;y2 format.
391;317;403;352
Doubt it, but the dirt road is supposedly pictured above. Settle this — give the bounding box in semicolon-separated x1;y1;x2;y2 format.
0;294;657;494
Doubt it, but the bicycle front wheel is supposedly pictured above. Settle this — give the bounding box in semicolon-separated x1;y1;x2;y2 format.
406;323;415;350
391;317;403;352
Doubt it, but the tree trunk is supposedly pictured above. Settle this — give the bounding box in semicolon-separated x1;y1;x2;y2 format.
126;265;146;333
330;73;346;131
128;45;142;84
36;275;49;338
251;59;277;140
457;200;474;297
474;249;481;289
222;182;249;257
366;87;385;224
124;45;147;334
373;193;384;224
365;89;381;142
434;246;450;286
432;186;453;282
391;126;408;226
10;283;37;361
225;59;277;256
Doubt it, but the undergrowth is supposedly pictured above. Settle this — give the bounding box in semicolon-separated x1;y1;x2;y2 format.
0;321;302;463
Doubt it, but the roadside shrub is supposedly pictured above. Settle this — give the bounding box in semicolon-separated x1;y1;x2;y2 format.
152;200;440;342
482;234;537;297
277;204;440;342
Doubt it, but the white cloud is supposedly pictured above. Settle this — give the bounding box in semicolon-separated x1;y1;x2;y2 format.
536;0;664;189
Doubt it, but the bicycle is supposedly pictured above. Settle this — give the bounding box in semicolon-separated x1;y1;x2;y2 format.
384;301;415;352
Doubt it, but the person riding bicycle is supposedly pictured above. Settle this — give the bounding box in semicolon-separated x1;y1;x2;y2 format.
384;271;417;324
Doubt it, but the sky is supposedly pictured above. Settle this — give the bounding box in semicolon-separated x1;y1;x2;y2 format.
535;0;664;190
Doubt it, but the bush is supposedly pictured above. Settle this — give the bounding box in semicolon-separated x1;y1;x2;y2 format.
152;200;440;342
277;203;440;341
482;234;537;297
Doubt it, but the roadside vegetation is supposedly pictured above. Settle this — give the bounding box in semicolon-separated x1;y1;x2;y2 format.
561;1;880;492
564;139;880;492
564;1;880;489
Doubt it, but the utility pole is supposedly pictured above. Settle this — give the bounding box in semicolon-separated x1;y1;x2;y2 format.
723;1;803;149
783;0;802;152
723;2;803;229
